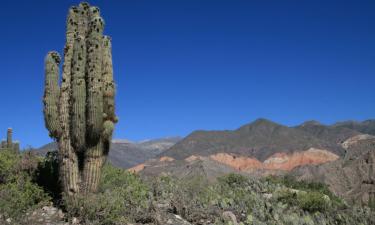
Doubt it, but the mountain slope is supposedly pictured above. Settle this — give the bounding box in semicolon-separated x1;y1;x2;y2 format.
295;120;361;144
332;120;375;135
160;118;345;161
137;155;240;181
291;138;375;205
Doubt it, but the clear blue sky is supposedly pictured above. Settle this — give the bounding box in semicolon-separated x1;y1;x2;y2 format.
0;0;374;148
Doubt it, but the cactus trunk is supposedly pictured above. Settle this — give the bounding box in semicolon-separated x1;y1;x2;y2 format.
43;2;117;196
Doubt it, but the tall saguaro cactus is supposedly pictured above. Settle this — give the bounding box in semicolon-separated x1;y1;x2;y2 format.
43;2;117;195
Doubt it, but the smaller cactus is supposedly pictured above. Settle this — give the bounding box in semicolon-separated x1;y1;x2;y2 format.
0;128;20;153
7;128;12;148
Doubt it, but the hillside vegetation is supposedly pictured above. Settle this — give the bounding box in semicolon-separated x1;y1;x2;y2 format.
0;149;374;225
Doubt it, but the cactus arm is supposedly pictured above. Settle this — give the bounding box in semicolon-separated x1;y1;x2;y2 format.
102;36;117;124
86;15;105;143
43;51;62;138
102;35;116;146
70;35;87;151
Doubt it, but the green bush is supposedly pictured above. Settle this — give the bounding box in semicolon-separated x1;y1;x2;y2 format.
265;175;329;193
276;188;298;205
99;163;150;210
168;175;216;222
0;177;50;218
214;174;257;213
297;191;329;212
160;173;260;223
0;150;50;219
265;175;345;209
64;193;128;225
0;149;21;183
217;173;249;188
149;175;178;201
35;151;61;201
276;188;329;213
64;163;150;225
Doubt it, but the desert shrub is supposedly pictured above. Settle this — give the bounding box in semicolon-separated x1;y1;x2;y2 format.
0;149;21;183
35;151;61;201
265;175;345;209
217;173;249;187
164;173;263;223
276;188;298;205
0;150;50;219
0;177;50;218
265;175;329;193
169;175;217;222
99;163;150;210
297;191;329;212
275;188;329;213
63;193;128;225
214;174;258;212
150;175;178;201
64;163;150;225
20;151;40;176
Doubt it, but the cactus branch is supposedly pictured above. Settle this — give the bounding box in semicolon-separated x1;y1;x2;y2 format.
43;51;61;138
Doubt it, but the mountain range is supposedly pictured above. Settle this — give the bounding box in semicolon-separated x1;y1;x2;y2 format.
160;118;347;160
128;119;375;205
35;119;375;205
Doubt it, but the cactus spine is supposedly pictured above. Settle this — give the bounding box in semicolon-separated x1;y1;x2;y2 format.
43;2;117;195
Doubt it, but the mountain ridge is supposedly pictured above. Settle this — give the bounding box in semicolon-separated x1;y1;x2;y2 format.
159;118;347;161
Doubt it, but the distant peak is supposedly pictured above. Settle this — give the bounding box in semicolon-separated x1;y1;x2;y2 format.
300;120;322;127
252;118;280;126
254;118;272;123
237;118;281;131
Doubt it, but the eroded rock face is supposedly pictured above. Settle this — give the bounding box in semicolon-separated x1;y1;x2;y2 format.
209;153;263;171
129;156;175;173
292;138;375;205
131;148;339;174
341;134;375;149
263;148;339;170
207;149;339;172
